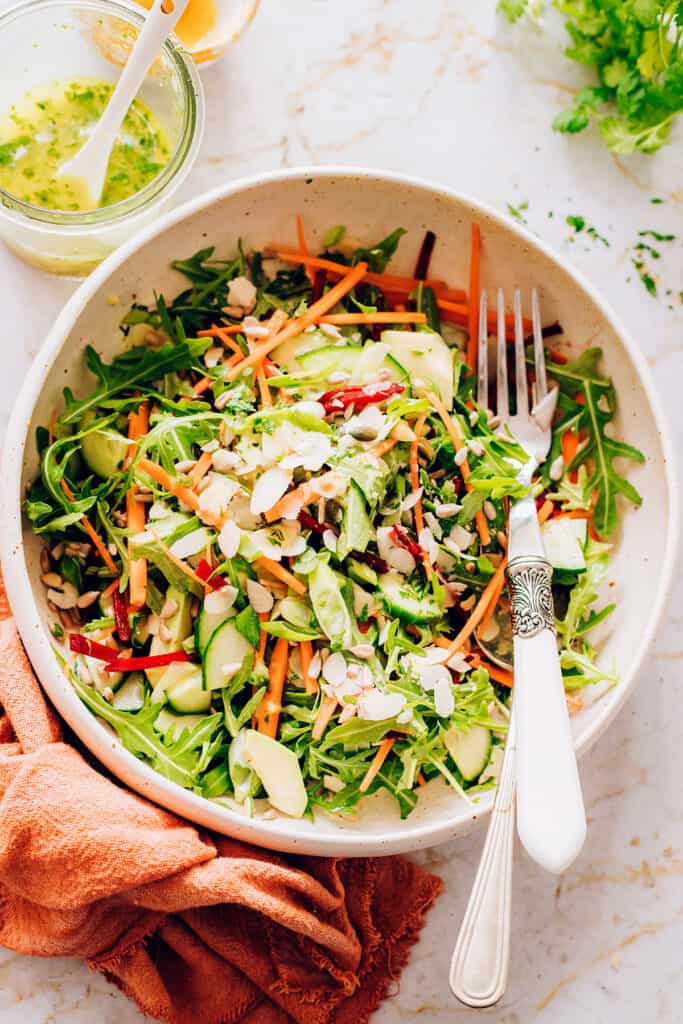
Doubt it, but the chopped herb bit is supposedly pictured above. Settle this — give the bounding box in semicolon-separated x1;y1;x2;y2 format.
638;230;675;242
507;199;529;222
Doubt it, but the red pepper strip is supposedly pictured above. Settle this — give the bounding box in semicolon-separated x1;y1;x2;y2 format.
348;549;389;573
112;588;131;642
392;524;425;561
196;559;227;591
69;634;118;661
105;650;194;673
358;620;371;634
311;268;327;303
319;382;404;413
298;509;328;536
414;229;436;281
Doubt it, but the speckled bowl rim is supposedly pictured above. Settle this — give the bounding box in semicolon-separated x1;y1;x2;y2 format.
1;167;679;856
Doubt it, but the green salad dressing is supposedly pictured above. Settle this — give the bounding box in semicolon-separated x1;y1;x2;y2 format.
0;78;171;211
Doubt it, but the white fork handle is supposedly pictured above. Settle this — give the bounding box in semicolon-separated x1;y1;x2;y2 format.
506;547;586;874
449;716;516;1007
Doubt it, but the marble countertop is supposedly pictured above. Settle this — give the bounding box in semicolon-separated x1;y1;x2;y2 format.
1;2;682;1021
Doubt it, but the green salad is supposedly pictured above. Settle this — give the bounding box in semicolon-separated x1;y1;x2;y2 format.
25;220;644;819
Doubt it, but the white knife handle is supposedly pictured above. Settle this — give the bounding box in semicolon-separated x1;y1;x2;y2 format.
449;716;516;1007
507;556;586;874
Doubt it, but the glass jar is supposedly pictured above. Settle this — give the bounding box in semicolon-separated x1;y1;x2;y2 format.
0;0;205;276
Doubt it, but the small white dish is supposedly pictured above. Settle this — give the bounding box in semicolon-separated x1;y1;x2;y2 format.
1;168;678;856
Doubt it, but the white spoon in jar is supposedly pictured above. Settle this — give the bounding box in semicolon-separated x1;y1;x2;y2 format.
58;0;190;207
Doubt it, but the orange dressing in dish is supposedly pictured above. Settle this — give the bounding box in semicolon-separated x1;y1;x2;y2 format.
140;0;217;48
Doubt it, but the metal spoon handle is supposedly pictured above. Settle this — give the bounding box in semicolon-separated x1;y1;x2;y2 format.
449;715;516;1008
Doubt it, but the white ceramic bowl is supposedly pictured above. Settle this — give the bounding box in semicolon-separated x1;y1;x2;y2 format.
1;168;678;856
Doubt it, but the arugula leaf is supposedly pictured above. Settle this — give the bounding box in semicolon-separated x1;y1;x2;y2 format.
235;606;261;648
351;228;407;273
543;349;644;536
556;538;614;646
72;675;223;789
61;342;206;425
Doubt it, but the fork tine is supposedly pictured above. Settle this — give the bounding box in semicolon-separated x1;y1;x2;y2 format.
496;289;509;421
477;290;488;407
514;289;529;414
531;288;547;402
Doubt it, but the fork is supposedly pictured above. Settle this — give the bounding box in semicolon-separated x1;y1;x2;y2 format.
449;288;586;1008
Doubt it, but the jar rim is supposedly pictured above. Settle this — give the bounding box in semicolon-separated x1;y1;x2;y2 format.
0;0;204;229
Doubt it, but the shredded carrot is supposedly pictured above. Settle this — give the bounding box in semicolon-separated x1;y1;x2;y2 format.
256;362;272;406
425;391;490;546
553;509;590;520
300;639;317;694
126;489;147;608
360;737;396;793
213;326;244;357
319;312;427;326
193;376;213;396
362;437;397;460
224;262;368;382
59;479;118;575
197;325;243;338
438;298;533;340
265;442;398;525
188;450;213;486
417;772;426;787
466;224;481;372
312;694;337;741
268;247;466;301
295;214;314;286
478;568;506;638
100;578;119;601
255;556;306;597
561;428;579;469
256;611;269;663
254;636;289;737
437;557;508;662
566;692;583;714
137;458;224;528
538;499;554;525
467;652;513;688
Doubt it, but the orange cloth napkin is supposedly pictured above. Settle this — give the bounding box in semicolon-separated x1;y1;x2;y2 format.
0;580;441;1024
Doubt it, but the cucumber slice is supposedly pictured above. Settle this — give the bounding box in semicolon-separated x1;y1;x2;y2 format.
166;667;211;713
203;618;254;691
354;342;408;385
379;572;442;623
347;558;378;587
155;707;208;735
242;729;308;817
297;344;363;376
145;587;194;684
380;329;454;409
150;662;202;707
271;329;329;371
80;412;129;479
228;730;261;804
195;603;236;654
443;724;492;782
111;672;146;711
541;517;587;571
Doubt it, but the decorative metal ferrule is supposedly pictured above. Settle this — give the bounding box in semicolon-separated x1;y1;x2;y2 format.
505;555;556;639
